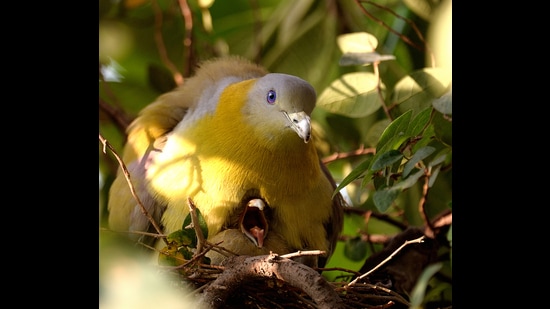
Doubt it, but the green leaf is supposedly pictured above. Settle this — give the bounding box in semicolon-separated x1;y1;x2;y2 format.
403;146;435;177
343;236;368;261
376;110;412;151
408;106;432;136
182;208;209;241
178;246;194;260
166;229;195;247
393;169;425;191
317;72;383;118
333;156;373;197
372;187;400;212
409;263;443;308
428;152;448;168
371;149;403;171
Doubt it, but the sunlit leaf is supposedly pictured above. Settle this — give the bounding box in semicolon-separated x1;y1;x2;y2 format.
337;32;378;53
166;229;195;247
391;68;452;117
198;0;215;8
317;72;383;118
158;243;187;267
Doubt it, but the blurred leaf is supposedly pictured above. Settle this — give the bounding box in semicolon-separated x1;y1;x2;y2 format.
428;164;440;187
339;52;395;66
447;224;452;267
158;243;187;267
432;111;452;146
325;114;362;149
317;72;384;118
409;262;443;309
428;152;448;168
432;87;452;115
403;0;440;21
344;236;368;261
124;0;149;9
337;32;378;53
147;63;177;93
391;67;452;117
198;0;215;8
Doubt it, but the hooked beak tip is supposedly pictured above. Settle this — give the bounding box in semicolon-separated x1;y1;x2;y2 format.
284;111;311;143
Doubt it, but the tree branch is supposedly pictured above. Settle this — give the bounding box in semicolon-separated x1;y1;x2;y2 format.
198;253;346;309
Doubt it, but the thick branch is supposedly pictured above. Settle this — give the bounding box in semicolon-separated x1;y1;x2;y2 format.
197;253;345;309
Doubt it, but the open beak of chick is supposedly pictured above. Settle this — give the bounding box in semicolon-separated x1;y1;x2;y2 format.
240;199;269;248
283;111;311;143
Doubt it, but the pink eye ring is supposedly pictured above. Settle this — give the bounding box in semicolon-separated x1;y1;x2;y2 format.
267;90;276;104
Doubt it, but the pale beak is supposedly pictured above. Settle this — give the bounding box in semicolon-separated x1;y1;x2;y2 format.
240;199;268;248
283;111;311;143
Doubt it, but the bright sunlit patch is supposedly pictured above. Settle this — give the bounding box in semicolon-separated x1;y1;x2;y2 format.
99;256;201;309
100;58;125;82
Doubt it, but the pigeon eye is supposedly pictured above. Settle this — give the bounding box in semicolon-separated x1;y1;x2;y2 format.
266;90;276;104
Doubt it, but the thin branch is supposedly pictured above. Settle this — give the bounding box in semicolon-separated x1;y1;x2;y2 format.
99;97;132;134
280;250;325;260
343;207;409;230
373;62;393;120
99;133;168;246
354;0;425;52
346;235;425;287
177;0;194;77
187;197;206;256
418;168;433;234
152;0;184;86
322;145;376;164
